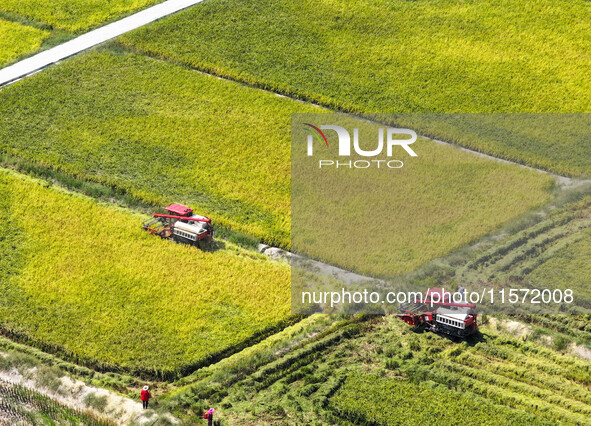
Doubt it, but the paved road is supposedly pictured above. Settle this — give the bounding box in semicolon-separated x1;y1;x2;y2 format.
0;0;204;88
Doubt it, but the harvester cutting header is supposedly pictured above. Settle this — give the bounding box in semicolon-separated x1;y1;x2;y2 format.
142;203;214;249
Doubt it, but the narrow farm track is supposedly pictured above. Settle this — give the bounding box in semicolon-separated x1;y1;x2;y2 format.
0;0;205;87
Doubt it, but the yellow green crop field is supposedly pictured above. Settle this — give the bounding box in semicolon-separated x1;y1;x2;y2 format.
0;168;290;378
292;117;555;277
120;0;591;176
456;197;591;310
0;50;556;277
529;233;591;304
0;50;322;247
0;19;49;66
0;1;589;424
0;0;161;32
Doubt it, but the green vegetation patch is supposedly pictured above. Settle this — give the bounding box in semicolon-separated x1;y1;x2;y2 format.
0;0;162;32
0;51;322;247
457;196;591;310
528;231;591;303
120;0;591;176
164;314;589;425
331;373;538;425
292;116;554;277
0;19;49;66
0;168;290;377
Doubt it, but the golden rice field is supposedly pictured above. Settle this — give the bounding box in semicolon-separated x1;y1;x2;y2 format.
0;51;556;277
0;168;291;378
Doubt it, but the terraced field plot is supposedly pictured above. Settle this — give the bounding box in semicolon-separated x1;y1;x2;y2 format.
0;0;162;32
331;327;591;425
120;0;591;176
331;373;542;425
0;19;49;66
0;380;110;425
0;168;290;378
164;316;591;425
456;196;591;310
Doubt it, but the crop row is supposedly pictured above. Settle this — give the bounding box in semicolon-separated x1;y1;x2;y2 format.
0;168;291;378
516;314;591;345
455;196;591;310
0;379;111;425
330;373;548;426
461;197;591;274
381;327;591;424
154;314;591;424
453;351;591;406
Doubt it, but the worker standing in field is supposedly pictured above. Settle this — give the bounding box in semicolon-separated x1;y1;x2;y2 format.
203;408;215;426
140;385;151;409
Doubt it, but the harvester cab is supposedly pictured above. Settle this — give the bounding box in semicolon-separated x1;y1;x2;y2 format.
142;203;214;249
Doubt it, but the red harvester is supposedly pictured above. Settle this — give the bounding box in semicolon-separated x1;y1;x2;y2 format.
142;203;214;249
397;288;478;338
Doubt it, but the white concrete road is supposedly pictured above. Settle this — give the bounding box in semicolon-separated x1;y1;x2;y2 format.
0;0;204;88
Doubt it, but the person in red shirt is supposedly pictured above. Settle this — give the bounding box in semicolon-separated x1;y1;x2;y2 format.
140;385;151;409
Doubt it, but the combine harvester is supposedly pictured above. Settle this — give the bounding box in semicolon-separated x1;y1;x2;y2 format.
397;288;478;338
142;203;214;249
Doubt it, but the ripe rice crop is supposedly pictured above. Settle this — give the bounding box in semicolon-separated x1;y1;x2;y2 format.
120;0;591;176
0;51;554;276
456;197;591;310
292;115;554;277
0;0;161;32
0;168;291;378
0;50;322;247
0;19;49;66
331;373;543;425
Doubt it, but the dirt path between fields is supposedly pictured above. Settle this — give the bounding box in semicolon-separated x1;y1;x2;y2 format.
259;244;383;286
0;0;205;88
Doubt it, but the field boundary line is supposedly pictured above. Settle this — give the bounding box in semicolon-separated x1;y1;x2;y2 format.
0;0;205;88
128;49;585;186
